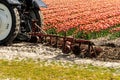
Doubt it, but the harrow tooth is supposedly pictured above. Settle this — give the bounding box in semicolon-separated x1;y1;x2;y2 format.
48;36;52;45
87;43;92;57
62;45;71;54
44;36;47;43
94;47;103;56
54;36;59;48
29;36;39;43
71;44;81;55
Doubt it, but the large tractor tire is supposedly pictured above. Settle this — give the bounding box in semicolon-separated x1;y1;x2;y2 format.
16;9;43;41
0;1;20;45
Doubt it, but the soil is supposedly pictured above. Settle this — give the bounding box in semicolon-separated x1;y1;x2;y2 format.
0;37;120;68
91;37;120;62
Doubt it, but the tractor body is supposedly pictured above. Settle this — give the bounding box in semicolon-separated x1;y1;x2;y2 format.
0;0;47;45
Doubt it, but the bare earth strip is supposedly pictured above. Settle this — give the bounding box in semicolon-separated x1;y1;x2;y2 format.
0;41;120;68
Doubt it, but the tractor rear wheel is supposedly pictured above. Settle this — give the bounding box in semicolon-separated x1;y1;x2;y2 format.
0;1;20;45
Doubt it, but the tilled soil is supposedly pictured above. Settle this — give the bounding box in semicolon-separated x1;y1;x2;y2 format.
97;47;120;62
0;37;120;68
91;37;120;62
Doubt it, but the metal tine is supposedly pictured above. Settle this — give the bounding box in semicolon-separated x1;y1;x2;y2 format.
88;42;92;57
91;45;97;57
43;36;50;46
44;35;47;43
62;32;67;51
79;43;81;48
54;33;58;48
78;43;81;54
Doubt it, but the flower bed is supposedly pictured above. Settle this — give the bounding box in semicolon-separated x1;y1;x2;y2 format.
42;0;120;38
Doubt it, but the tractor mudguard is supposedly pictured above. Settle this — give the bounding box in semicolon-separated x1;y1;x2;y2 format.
33;0;47;8
6;0;21;5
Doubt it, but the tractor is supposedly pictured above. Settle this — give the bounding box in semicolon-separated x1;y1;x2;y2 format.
0;0;47;45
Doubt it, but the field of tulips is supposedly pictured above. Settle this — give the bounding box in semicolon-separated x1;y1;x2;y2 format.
42;0;120;38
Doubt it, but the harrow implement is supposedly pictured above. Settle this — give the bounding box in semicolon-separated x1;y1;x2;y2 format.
28;20;102;58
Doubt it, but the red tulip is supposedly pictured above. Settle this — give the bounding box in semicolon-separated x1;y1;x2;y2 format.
42;0;120;33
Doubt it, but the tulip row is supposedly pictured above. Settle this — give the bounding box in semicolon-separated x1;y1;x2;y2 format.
109;27;120;33
42;0;120;35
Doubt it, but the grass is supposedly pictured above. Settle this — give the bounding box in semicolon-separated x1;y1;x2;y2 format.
74;24;120;40
109;31;120;40
0;59;120;80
